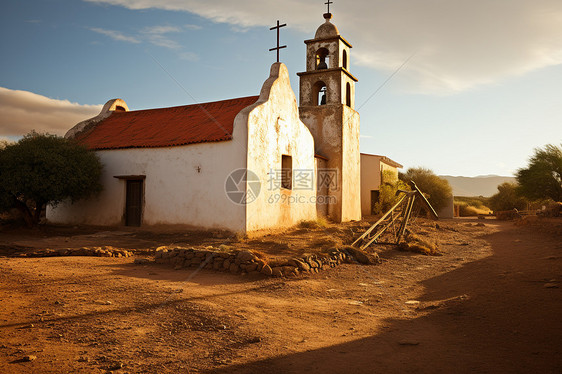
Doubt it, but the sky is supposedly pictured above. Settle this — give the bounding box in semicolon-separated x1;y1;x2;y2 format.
1;0;561;177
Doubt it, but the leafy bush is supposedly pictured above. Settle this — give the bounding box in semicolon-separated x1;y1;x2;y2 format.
488;182;528;212
399;167;453;211
372;175;410;215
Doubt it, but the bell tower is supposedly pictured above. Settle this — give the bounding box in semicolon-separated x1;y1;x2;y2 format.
298;11;361;222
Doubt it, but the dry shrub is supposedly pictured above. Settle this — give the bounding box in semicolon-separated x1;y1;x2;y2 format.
456;202;490;217
399;233;441;256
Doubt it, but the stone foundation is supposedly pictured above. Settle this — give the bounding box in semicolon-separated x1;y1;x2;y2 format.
153;245;376;277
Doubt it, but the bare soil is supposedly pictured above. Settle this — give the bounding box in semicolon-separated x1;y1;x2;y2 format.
0;217;561;373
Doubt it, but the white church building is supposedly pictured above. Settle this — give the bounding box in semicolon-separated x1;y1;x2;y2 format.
48;12;400;232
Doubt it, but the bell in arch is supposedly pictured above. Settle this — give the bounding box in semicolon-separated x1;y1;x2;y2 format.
317;55;328;70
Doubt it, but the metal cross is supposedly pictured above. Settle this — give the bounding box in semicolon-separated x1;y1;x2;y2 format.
269;20;287;63
325;0;333;13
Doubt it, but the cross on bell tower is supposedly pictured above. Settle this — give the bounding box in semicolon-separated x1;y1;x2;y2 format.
325;0;333;14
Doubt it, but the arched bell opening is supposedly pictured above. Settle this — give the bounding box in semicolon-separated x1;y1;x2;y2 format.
313;81;327;106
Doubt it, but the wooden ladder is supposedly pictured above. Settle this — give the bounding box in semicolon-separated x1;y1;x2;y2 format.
352;181;438;250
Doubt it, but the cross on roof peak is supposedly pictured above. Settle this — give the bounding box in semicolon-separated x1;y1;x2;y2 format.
269;20;287;63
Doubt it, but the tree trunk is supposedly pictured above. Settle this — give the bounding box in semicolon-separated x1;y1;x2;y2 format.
12;198;34;227
33;201;45;226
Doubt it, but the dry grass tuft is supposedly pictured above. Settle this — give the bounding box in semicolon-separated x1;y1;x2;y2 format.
232;231;248;242
250;249;269;261
298;217;330;230
399;233;441;256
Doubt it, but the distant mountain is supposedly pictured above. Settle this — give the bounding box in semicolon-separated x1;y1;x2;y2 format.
440;175;516;197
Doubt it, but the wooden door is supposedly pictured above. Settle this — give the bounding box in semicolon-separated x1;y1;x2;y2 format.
125;180;143;227
371;190;380;215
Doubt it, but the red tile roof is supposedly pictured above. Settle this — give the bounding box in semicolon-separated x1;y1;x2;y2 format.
76;96;259;150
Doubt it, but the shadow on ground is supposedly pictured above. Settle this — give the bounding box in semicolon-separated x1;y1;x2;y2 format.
208;223;562;374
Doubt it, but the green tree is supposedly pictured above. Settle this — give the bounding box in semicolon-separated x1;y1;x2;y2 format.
399;167;452;211
488;182;527;212
516;144;562;202
0;132;103;226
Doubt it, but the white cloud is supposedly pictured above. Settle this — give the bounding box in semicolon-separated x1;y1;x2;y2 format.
84;0;562;94
89;23;199;57
142;25;182;49
0;87;102;137
0;136;15;147
143;25;182;34
89;27;141;44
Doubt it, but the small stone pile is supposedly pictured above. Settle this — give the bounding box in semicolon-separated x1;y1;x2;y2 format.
21;246;134;258
153;246;370;277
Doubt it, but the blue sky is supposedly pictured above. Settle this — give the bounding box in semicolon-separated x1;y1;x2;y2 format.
1;0;561;177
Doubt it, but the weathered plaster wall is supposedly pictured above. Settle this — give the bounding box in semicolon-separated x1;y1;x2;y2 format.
340;105;361;221
48;140;247;231
238;63;317;231
299;104;360;222
299;106;341;220
315;156;329;217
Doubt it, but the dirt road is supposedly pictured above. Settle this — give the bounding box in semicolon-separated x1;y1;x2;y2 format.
0;218;561;373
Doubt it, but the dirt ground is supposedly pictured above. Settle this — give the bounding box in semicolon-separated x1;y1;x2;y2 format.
0;217;561;373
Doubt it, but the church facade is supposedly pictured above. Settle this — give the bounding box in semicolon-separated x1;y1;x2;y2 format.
48;13;380;232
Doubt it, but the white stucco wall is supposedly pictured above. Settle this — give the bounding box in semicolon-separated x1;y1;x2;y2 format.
48;140;247;231
238;63;317;231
